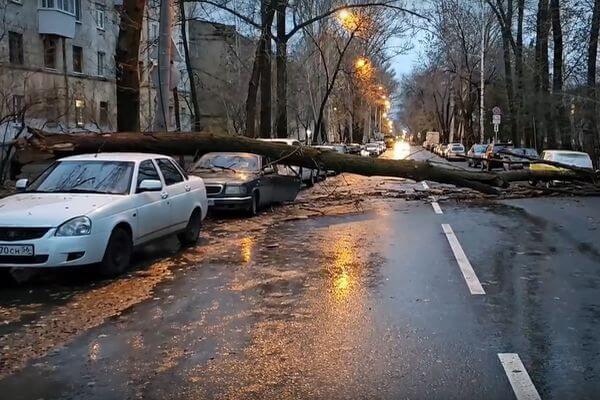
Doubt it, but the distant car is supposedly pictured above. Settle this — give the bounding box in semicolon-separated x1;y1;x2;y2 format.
346;143;362;154
258;138;319;186
445;143;465;160
0;153;208;275
482;143;514;171
191;152;301;216
501;147;540;170
365;143;380;156
467;144;487;168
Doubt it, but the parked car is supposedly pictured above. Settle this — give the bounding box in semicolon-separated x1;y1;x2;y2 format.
445;143;465;160
0;153;208;275
529;150;594;187
501;147;540;170
331;143;348;154
482;143;514;171
258;138;319;186
365;143;380;156
346;143;362;154
190;152;301;216
436;144;448;157
376;141;387;154
467;144;487;167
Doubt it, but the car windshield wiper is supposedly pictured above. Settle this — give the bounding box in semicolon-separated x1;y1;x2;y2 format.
69;177;96;189
212;164;238;173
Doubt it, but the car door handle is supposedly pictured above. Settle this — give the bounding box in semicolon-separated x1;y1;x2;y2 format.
161;192;169;199
184;185;191;192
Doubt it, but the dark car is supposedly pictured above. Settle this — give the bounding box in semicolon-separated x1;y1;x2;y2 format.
467;144;487;168
482;143;514;171
346;143;362;154
190;152;301;216
502;147;540;170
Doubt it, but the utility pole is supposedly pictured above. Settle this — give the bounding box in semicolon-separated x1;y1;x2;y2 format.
154;0;172;131
479;0;485;143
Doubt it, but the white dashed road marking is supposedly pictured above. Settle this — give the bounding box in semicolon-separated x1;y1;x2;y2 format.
430;197;443;214
441;224;485;295
498;353;542;400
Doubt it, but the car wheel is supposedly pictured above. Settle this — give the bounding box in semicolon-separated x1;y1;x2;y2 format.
247;192;259;217
99;227;133;277
178;209;202;247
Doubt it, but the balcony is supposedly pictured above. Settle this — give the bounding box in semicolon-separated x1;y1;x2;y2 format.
38;4;76;38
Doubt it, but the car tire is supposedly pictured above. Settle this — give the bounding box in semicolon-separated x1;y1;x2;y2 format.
99;227;133;277
247;192;259;217
178;209;202;247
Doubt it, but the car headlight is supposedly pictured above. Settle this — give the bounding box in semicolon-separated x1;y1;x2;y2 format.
56;216;92;236
224;185;247;195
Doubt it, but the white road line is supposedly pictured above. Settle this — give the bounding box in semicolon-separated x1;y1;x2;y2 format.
422;181;430;190
498;354;542;400
430;196;443;214
441;224;485;295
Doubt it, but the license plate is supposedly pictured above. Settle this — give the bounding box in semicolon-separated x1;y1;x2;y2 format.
207;199;215;206
0;244;34;256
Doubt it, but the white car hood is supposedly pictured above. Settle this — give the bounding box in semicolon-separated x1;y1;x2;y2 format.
0;193;122;227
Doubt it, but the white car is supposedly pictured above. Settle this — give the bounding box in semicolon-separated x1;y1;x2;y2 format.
0;153;207;276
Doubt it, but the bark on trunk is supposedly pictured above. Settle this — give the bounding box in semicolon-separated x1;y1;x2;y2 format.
516;0;525;145
275;1;288;138
534;0;551;148
178;0;201;131
245;1;275;138
584;0;600;166
16;131;598;195
116;0;145;132
550;0;569;149
259;1;274;138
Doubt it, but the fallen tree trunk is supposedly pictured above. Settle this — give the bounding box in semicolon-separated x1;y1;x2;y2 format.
14;130;599;195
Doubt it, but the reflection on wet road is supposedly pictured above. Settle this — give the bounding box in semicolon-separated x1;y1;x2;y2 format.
0;148;599;399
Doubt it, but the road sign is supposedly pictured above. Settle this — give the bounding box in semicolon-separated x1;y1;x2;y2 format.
492;106;502;115
492;114;501;125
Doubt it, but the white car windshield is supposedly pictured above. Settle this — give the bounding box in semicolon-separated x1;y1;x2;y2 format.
554;153;593;168
194;154;260;172
27;161;134;194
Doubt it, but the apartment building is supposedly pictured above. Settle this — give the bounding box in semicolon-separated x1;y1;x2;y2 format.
0;0;192;140
0;0;118;136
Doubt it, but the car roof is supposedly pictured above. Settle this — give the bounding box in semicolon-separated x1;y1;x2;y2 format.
543;150;589;155
258;138;300;145
200;151;260;158
59;152;170;162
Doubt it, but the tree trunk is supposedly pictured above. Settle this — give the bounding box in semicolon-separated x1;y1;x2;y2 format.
499;0;517;144
515;0;525;145
259;1;274;138
534;0;551;148
584;0;600;166
178;0;202;131
17;130;598;195
245;1;275;138
275;0;288;138
116;0;145;132
550;0;569;149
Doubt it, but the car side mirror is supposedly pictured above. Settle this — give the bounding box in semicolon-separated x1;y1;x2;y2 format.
15;178;28;192
262;166;274;174
137;179;162;192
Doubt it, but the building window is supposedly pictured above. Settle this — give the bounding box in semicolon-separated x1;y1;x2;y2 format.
95;5;105;30
75;99;85;127
97;51;105;76
72;45;83;73
40;0;75;14
12;95;25;121
75;0;81;21
43;37;57;69
99;101;109;126
8;32;24;65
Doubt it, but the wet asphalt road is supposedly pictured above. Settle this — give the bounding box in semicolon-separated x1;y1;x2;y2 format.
1;147;600;399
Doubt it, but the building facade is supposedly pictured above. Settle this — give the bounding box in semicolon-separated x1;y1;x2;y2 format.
0;0;192;141
0;0;119;137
